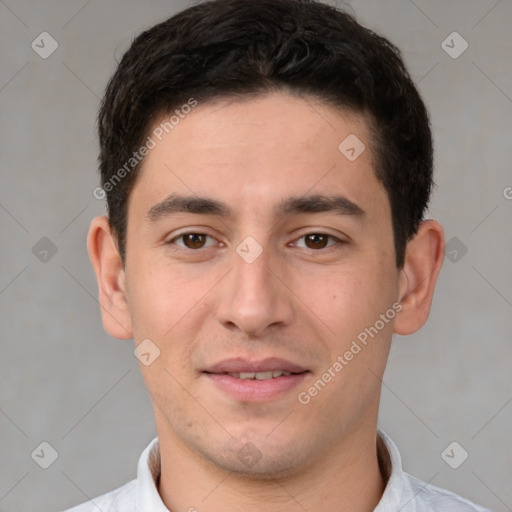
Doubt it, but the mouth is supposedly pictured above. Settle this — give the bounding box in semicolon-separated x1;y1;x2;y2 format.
219;370;295;380
202;357;310;401
204;356;308;375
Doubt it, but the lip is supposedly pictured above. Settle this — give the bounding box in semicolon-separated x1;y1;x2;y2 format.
204;357;308;374
203;357;309;402
205;372;309;402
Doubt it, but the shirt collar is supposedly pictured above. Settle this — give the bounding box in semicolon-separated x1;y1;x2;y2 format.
135;436;169;512
374;429;411;511
135;429;409;511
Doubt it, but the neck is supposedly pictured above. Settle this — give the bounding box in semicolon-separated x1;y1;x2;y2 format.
156;421;387;512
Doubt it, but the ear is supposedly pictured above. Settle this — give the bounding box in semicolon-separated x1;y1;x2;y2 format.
87;216;133;340
394;219;445;335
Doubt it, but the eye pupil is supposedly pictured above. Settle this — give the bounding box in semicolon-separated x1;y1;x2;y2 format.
305;234;328;249
184;233;206;248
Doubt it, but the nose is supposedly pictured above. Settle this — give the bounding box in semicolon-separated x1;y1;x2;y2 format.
214;243;294;337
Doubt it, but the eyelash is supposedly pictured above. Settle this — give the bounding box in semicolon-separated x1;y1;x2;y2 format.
167;232;344;252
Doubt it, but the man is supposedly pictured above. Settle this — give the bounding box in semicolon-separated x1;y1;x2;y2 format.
63;0;491;510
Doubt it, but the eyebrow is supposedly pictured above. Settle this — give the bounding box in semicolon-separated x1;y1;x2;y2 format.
146;193;365;223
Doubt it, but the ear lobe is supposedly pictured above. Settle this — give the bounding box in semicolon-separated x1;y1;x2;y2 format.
87;215;133;340
393;220;445;336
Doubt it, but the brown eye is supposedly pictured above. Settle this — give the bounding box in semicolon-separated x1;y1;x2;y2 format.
292;233;339;250
304;233;330;249
183;233;207;249
170;233;216;250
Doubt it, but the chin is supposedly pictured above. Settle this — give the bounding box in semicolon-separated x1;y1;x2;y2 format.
210;452;306;480
196;434;312;480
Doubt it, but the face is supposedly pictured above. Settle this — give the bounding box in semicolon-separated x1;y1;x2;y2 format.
119;92;403;477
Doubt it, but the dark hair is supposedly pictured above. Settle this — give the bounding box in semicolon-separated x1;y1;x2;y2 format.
98;0;433;269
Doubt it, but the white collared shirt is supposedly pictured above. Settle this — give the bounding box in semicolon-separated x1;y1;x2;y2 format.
61;430;491;512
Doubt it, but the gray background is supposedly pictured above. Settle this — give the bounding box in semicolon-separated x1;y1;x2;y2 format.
1;0;511;511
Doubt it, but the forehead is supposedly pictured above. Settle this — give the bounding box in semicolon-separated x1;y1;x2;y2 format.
128;91;389;223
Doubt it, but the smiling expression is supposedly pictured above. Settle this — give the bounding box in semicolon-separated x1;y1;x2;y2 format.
110;91;405;476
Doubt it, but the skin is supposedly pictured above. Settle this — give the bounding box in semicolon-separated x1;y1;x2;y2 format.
88;91;444;512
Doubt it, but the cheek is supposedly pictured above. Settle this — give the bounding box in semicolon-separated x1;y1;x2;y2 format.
126;263;208;368
306;258;396;341
125;263;180;339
